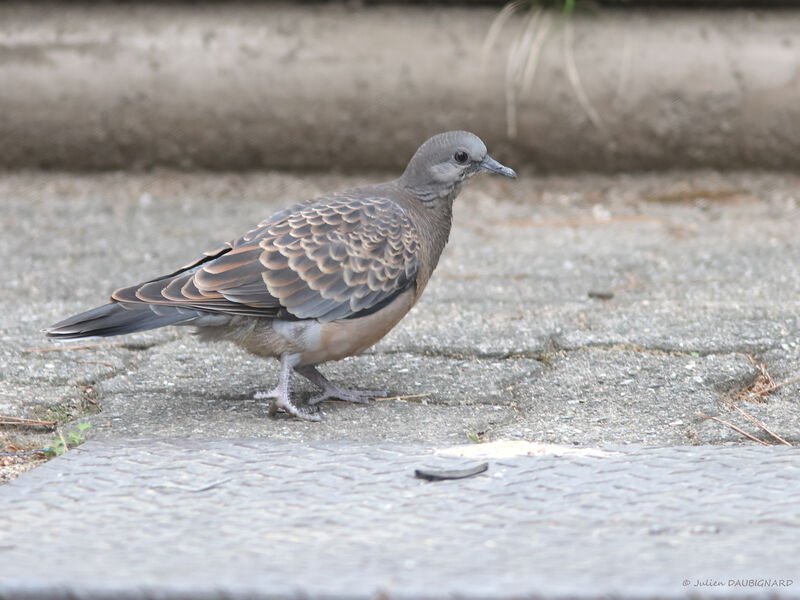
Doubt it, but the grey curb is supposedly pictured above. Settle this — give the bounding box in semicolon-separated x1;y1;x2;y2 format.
2;4;800;171
0;439;798;599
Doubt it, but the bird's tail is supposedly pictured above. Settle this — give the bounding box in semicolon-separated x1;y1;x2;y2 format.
46;302;202;340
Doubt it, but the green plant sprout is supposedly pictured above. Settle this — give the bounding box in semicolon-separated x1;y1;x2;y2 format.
46;422;91;457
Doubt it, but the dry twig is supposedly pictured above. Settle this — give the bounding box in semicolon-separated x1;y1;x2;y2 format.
695;413;769;446
23;341;125;353
734;355;777;403
722;401;792;447
775;375;800;390
0;415;57;428
374;393;432;402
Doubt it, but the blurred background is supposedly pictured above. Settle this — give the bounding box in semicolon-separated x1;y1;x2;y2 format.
3;0;800;173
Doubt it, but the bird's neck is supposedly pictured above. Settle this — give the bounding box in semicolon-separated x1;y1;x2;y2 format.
390;180;456;238
407;181;463;209
386;181;457;298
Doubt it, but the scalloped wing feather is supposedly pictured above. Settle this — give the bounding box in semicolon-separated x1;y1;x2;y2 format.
111;195;419;322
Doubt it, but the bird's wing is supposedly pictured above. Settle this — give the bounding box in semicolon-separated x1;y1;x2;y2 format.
111;195;420;322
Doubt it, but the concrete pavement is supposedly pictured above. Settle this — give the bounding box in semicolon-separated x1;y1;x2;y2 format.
1;169;798;449
0;439;798;599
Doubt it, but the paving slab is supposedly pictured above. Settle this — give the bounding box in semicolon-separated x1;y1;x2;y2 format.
0;439;798;600
1;170;799;457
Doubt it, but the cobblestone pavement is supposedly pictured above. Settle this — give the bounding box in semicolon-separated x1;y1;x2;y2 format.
0;439;798;599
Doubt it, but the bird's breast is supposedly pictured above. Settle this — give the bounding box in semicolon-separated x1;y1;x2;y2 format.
288;287;417;365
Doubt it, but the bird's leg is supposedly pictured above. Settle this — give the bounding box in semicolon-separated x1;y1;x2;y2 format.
254;353;321;421
294;364;387;406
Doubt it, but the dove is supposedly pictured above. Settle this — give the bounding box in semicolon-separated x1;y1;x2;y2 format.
47;131;517;420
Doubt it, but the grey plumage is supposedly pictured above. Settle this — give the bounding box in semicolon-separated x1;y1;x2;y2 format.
47;131;517;420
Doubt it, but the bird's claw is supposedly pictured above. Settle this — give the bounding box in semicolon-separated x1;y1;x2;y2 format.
268;397;322;421
254;388;322;421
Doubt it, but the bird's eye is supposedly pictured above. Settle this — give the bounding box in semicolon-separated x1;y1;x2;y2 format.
454;151;469;164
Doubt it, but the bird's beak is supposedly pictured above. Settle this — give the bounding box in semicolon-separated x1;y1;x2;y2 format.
480;155;517;179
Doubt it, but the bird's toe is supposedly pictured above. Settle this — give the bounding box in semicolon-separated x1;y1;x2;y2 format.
308;387;387;406
268;398;322;421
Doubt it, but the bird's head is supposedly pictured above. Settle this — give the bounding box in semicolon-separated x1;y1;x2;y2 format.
400;131;516;205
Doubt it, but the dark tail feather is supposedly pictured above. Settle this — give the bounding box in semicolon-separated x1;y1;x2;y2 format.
46;302;200;340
